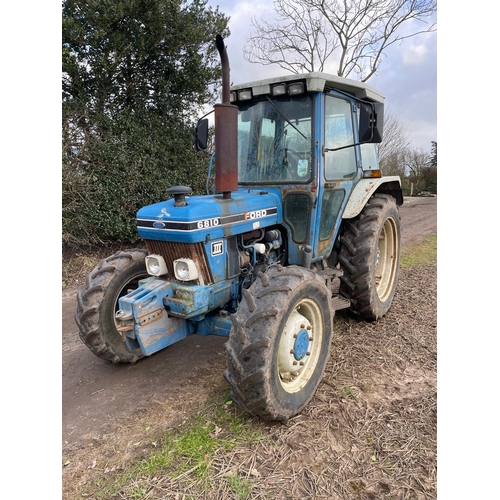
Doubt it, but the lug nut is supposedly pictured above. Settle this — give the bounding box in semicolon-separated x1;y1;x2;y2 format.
306;351;311;356
293;361;298;365
299;361;304;366
290;349;295;354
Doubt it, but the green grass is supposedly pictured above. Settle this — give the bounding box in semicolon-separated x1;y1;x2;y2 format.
226;474;254;499
85;393;264;499
400;235;437;268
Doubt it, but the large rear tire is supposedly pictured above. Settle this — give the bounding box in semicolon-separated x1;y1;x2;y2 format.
339;194;401;320
75;249;149;363
224;265;333;421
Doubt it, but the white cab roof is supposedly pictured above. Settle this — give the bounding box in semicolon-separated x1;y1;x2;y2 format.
231;72;384;103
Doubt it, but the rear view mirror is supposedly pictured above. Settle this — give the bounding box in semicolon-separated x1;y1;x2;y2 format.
195;118;209;150
358;101;384;143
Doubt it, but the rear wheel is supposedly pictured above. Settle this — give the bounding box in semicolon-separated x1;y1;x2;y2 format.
75;249;149;363
339;194;401;320
224;265;333;421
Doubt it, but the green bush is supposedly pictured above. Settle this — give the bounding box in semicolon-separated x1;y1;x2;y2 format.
62;0;228;247
62;112;211;246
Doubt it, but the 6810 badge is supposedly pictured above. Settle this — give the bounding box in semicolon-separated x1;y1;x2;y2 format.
197;217;220;229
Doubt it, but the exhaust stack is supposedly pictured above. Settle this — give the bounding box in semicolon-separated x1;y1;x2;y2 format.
214;35;238;199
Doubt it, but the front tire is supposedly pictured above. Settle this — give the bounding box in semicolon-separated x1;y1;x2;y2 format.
75;249;149;363
224;266;333;421
339;194;401;320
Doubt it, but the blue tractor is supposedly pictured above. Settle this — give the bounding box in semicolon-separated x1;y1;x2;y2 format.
75;36;402;421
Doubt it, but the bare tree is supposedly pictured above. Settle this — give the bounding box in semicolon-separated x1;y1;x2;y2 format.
405;148;430;180
404;148;432;194
245;0;436;82
378;108;411;168
244;0;338;73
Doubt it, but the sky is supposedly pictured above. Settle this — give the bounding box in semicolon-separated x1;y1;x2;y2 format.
206;0;437;153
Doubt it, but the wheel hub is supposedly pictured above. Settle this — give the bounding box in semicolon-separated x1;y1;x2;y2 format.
293;329;310;360
277;310;312;375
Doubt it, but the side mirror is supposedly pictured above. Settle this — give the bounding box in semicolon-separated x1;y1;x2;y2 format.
195;118;209;151
358;101;384;143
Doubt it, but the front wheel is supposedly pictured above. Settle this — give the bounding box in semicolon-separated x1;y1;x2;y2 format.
339;194;401;320
75;249;149;363
224;266;333;421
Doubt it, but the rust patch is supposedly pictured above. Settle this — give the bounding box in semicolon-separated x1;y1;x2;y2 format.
137;308;164;326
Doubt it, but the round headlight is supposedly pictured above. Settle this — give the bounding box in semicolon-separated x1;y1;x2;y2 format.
175;261;189;280
149;258;160;275
173;258;199;281
145;254;168;276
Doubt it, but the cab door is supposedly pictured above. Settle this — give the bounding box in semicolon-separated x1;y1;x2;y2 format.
313;92;360;259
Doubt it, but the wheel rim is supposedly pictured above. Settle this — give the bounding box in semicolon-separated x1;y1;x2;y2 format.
375;216;399;302
112;272;149;329
277;298;324;393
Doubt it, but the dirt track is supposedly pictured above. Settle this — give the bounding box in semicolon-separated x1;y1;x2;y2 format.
62;196;437;495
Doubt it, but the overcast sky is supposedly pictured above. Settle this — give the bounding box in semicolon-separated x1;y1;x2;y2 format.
206;0;437;153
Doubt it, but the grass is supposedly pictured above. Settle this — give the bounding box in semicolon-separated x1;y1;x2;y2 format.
83;391;264;499
400;235;437;268
62;242;143;289
226;474;254;499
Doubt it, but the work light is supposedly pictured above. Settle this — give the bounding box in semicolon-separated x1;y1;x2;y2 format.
174;259;199;281
145;255;168;276
238;89;252;101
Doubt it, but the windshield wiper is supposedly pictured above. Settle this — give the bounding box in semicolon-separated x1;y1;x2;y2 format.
264;95;308;141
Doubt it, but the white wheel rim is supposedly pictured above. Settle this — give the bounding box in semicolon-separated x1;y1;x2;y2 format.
277;298;324;393
375;216;399;301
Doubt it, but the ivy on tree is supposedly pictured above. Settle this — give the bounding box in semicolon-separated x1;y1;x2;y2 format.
62;0;230;246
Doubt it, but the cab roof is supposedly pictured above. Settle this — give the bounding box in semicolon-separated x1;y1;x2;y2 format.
231;72;384;104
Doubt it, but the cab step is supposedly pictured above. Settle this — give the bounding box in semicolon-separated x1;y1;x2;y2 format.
331;294;350;311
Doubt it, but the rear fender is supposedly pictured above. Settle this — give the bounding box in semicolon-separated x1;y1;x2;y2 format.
343;177;403;219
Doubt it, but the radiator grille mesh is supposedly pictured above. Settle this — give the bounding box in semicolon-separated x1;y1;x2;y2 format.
144;240;213;285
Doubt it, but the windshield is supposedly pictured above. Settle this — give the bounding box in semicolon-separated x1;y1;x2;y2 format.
237;95;313;183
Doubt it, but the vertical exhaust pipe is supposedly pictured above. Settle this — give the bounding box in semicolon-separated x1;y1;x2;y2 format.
214;35;238;199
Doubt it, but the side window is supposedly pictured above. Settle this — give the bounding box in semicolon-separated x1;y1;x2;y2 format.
360;143;379;171
284;193;311;243
325;96;357;180
238;118;251;182
319;190;345;240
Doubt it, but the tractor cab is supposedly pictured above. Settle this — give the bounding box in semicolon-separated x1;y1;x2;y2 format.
196;72;392;266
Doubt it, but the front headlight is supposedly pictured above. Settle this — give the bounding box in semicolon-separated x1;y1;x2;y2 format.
145;254;168;276
173;258;199;281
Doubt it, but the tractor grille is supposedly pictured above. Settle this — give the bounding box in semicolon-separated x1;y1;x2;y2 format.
144;240;213;285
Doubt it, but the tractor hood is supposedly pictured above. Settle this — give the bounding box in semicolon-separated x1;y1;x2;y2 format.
136;188;282;243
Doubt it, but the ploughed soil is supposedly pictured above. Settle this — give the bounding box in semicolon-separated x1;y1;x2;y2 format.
62;196;437;499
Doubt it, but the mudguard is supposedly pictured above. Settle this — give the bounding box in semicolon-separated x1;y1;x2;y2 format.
342;177;403;219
